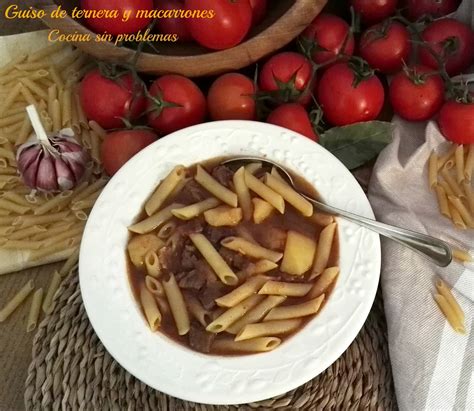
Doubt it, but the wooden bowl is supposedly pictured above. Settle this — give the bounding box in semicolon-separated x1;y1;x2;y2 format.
40;0;327;77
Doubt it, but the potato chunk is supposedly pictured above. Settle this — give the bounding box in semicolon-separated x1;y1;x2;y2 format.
204;206;242;227
127;234;164;267
252;198;274;224
280;231;316;275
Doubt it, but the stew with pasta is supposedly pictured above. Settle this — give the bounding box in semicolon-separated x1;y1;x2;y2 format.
127;158;339;355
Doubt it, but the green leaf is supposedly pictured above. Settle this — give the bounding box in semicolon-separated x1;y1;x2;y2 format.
319;121;394;170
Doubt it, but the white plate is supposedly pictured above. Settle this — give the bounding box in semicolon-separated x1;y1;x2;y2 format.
79;120;381;405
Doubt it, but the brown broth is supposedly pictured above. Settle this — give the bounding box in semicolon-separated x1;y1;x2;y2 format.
127;157;339;356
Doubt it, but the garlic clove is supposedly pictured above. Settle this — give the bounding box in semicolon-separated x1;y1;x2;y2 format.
36;151;58;192
55;157;76;190
65;157;86;183
21;149;43;190
17;145;42;171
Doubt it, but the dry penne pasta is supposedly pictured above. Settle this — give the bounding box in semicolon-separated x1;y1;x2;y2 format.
441;168;465;198
428;151;438;189
265;173;313;216
58;247;80;277
44;225;84;246
437;145;456;170
264;294;325;321
88;120;106;138
195;165;238;207
258;280;313;297
233;166;252;221
235;318;302;341
42;270;63;314
434;185;451;218
28;42;65;62
34;190;72;215
20;77;48;101
311;222;337;276
0;280;34;322
145;166;186;215
189;233;238;285
465;144;473;181
221;236;283;262
206;294;264;333
433;293;466;334
140;284;162;331
31;237;80;261
27;288;44;332
308;267;339;298
13;210;70;228
463;182;474;213
435;278;464;323
244;170;284;213
281;230;316;275
163;274;190;335
204;205;242;227
449;202;467;229
1;239;43;249
172;198;220;220
454;145;464;184
212;337;281;353
452;247;472;262
448;196;473;227
215;276;269;308
70;177;108;203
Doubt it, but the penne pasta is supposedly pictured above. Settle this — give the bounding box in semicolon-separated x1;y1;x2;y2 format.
264;295;325;321
435;278;464;323
311;222;337;276
145;250;161;277
195;165;238;207
434;185;451;218
13;210;70;228
44;225;84;246
47;84;57;118
454;145;464;184
244;170;285;213
437;145;456;170
449;202;467;229
212;337;281;353
90;130;101;164
145;166;186;215
128;202;183;234
244;162;262;175
258;280;313;297
216;276;269;308
265;173;313;216
441;168;465;198
447;196;474;227
0;279;34;322
163;274;190;335
70;177;108;203
58;247;80;277
465;144;473;181
233;166;252;221
171;197;220;220
281;231;317;275
189;233;239;285
61;87;72;127
226;295;286;334
221;236;283;262
145;276;164;297
42;270;63;314
140;283;162;331
31;237;80;261
17;116;32;146
463;181;474;213
51;98;61;131
27;288;44;332
433;293;465;334
20;77;48;101
235;318;302;341
244;259;278;275
28;42;65;62
252;197;274;224
309;267;339;298
0;83;22;113
206;294;264;333
428;151;438;189
88;120;107;138
204;205;242;227
452;248;472;262
1;239;43;250
34;190;72;215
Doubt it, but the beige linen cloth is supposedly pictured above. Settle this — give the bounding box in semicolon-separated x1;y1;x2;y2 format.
368;4;474;407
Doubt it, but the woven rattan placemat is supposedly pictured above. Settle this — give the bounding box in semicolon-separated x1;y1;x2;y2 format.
24;270;397;410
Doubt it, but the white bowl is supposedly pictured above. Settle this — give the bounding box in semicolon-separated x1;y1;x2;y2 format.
79;120;381;405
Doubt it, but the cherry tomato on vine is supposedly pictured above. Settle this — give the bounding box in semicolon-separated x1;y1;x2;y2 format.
301;13;355;65
317;62;385;126
438;100;474;144
406;0;461;21
207;73;256;120
267;104;318;142
147;75;206;135
80;69;146;129
351;0;398;24
156;0;193;41
185;0;252;50
389;65;444;121
418;18;474;76
81;0;153;35
359;21;411;74
249;0;267;25
101;129;157;176
258;52;314;105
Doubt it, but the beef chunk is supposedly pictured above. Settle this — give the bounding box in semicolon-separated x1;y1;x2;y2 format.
203;226;236;245
181;246;199;271
211;165;234;188
178;179;209;202
178;269;207;290
195;259;217;285
177;219;204;236
219;247;250;270
188;321;215;354
198;282;227;310
158;246;182;274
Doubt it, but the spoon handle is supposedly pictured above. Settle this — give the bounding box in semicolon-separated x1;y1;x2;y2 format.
308;198;452;267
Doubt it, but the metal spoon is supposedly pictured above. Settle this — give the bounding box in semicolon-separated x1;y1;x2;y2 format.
222;156;452;267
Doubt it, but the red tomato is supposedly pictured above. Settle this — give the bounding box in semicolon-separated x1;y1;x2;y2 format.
360;21;411;74
438;100;474;144
81;0;153;35
80;69;146;129
351;0;398;24
207;73;256;121
101;129;157;176
156;0;193;41
389;65;444;121
419;18;474;76
317;62;385;126
249;0;267;25
258;52;314;105
267;104;318;142
302;13;355;64
147;75;206;135
406;0;461;20
185;0;252;50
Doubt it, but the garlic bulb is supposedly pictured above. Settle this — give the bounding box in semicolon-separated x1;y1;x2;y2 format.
16;105;89;192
